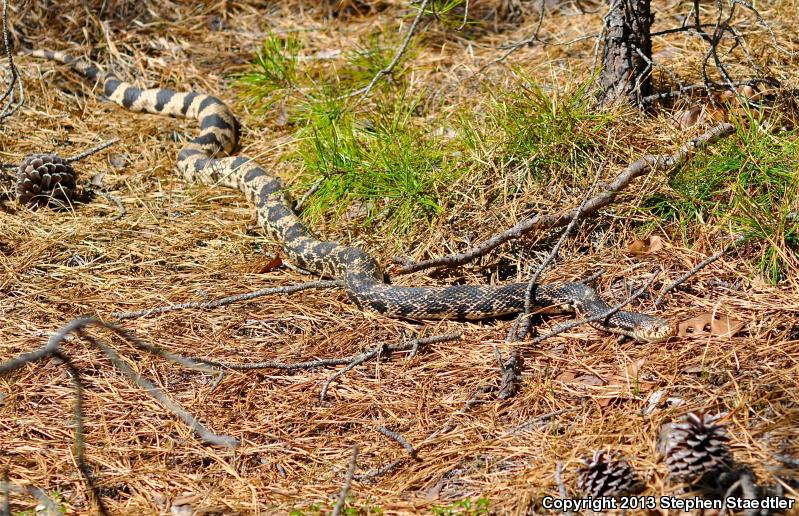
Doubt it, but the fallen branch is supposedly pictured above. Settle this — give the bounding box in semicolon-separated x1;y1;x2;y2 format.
0;318;248;514
293;176;324;212
393;123;735;274
356;382;495;482
66;138;120;163
353;457;404;482
153;331;462;376
76;331;238;447
640;79;776;104
375;425;418;458
0;318;238;446
505;408;579;435
0;481;63;516
1;467;8;516
320;345;385;401
0;138;120;170
51;351;110;516
111;279;342;320
331;445;358;516
497;348;524;400
95;190;126;220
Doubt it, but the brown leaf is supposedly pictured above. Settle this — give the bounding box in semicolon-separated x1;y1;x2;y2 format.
625;358;646;381
254;255;282;274
677;312;746;338
556;370;577;383
573;374;604;386
676;106;702;129
628;235;664;255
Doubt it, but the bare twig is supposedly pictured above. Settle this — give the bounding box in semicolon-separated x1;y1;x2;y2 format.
0;483;62;516
1;467;9;516
319;332;461;401
375;425;417;458
640;79;776;104
111;279;342;319
77;331;239;448
497;347;524;399
556;462;574;516
505;408;578;435
331;445;358;516
473;0;546;75
347;0;429;104
66;138;119;163
0;318;238;447
293;176;324;212
52;350;110;516
0;138;120;170
579;269;605;285
353;457;404;482
321;345;384;401
393;123;735;274
147;331;462;375
654;235;745;306
587;0;618;91
95;190;126;220
0;0;23;125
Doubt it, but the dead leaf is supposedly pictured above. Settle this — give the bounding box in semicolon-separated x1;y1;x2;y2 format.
628;235;664;255
90;171;106;187
254;255;282;274
556;370;577;383
274;104;289;127
625;358;646;381
676;106;702;129
573;374;604;386
677;312;746;338
645;389;666;415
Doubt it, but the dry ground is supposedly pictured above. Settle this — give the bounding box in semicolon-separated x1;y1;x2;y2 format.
1;0;798;514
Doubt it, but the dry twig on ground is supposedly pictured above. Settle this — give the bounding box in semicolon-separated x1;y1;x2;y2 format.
348;0;430;104
0;0;23;125
375;425;418;458
111;279;342;320
331;445;358;516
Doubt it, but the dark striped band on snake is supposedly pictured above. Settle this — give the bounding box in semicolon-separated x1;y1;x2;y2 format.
29;49;675;343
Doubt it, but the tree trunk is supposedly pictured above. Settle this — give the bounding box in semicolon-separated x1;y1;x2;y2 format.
599;0;654;106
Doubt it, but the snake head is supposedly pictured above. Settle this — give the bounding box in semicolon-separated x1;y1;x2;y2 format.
633;317;676;343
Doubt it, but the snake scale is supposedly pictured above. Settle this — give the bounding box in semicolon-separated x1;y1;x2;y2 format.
30;50;674;343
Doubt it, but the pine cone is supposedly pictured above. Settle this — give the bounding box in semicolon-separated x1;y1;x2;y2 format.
665;412;733;483
576;450;643;497
16;153;77;207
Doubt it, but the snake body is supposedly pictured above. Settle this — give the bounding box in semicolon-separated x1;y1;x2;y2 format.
30;50;674;343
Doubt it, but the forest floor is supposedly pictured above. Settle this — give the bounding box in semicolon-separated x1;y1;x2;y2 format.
1;0;798;514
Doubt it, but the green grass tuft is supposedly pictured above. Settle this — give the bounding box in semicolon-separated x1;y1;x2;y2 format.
646;111;799;282
478;78;615;185
293;89;459;233
235;33;302;110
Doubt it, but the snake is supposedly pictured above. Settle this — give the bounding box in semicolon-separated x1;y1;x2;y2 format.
29;50;674;343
